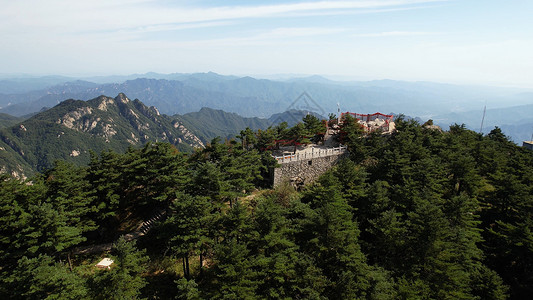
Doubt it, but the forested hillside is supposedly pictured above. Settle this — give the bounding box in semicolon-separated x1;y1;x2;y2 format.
0;94;203;177
0;113;23;128
1;117;532;299
176;107;271;143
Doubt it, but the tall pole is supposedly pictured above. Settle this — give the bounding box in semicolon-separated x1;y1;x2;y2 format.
479;104;486;134
337;102;341;124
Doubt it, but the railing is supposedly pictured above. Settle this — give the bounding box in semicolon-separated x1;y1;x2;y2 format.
272;145;348;163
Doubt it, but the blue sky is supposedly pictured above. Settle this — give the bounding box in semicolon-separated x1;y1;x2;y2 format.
1;0;532;87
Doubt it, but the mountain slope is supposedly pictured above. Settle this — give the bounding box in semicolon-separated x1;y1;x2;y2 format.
268;109;326;127
0;113;23;128
0;93;203;176
174;107;329;143
176;107;272;143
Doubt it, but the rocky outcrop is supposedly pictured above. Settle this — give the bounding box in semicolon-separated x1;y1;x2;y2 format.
0;93;205;176
56;106;94;130
173;121;205;148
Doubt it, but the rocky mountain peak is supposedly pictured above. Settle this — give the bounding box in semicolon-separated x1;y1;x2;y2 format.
114;93;129;104
0;94;205;176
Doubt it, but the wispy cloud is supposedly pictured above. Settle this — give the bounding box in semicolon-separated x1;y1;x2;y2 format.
258;27;349;39
354;31;438;37
0;0;448;36
132;27;349;49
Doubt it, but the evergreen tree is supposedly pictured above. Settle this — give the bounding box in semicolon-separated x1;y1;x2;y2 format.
479;132;533;298
175;278;200;300
0;175;35;269
86;150;123;222
300;172;371;299
43;160;98;238
25;201;85;255
237;127;257;150
6;254;88;300
90;237;148;300
251;196;326;299
122;142;189;207
167;193;209;278
287;123;310;153
210;202;258;299
302;114;326;143
211;238;257;299
255;127;277;151
219;145;262;206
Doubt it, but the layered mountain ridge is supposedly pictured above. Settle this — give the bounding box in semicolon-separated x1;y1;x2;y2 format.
1;72;532;143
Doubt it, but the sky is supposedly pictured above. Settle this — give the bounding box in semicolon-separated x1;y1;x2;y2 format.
1;0;532;87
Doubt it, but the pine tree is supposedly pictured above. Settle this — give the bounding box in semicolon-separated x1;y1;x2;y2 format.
6;254;88;300
167;193;209;278
300;172;371;299
90;237;148;300
302;114;326;143
0;175;35;268
211;239;257;299
209;201;257;298
237;127;257;150
43;160;98;238
175;278;200;300
251;196;326;299
122;142;189;208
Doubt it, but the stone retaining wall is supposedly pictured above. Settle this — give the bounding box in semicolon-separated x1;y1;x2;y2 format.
272;152;348;187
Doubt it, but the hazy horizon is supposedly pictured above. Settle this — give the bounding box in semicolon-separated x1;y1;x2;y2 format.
2;1;533;88
2;71;533;92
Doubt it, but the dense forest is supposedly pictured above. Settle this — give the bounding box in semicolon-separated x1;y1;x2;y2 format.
1;115;532;299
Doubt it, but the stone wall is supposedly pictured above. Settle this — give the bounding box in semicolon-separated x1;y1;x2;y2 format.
272;152;348;187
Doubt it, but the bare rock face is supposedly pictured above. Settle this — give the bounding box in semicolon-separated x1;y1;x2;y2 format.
1;165;26;180
173;121;205;148
102;123;117;142
57;106;93;130
151;106;160;116
97;97;115;111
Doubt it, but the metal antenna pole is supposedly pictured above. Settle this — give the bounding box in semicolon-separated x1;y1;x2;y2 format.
479;104;486;134
337;102;340;124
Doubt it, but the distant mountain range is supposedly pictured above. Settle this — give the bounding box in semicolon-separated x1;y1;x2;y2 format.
0;72;532;143
432;103;533;142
